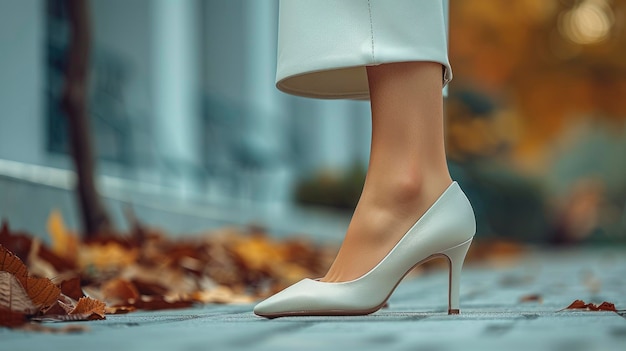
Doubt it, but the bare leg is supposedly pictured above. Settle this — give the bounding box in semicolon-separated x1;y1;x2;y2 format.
321;61;452;283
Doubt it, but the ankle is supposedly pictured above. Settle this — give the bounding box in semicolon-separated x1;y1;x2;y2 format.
366;171;451;209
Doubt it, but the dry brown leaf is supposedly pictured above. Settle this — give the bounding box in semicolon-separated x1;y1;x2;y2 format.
43;300;71;316
121;265;196;296
101;278;139;304
131;279;168;296
130;295;194;311
596;302;617;312
564;299;618;312
0;246;61;307
60;277;85;301
0;244;29;288
0;271;37;314
25;276;60;309
70;297;106;320
0;307;28;328
566;299;587;309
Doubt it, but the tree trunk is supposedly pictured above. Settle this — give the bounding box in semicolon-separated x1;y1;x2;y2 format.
61;0;112;238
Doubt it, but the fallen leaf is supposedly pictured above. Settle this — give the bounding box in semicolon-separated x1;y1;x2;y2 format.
564;299;618;312
47;210;79;264
566;299;587;309
25;276;60;309
0;307;28;328
0;244;105;327
131;295;194;311
43;300;71;316
596;301;617;312
101;278;139;304
0;246;60;311
131;279;168;296
69;297;106;320
56;293;79;314
0;271;38;314
0;244;29;288
60;277;85;301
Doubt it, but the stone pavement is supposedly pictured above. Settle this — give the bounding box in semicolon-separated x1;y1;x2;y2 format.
2;247;625;351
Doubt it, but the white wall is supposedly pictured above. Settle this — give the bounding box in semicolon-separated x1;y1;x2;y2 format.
0;0;46;165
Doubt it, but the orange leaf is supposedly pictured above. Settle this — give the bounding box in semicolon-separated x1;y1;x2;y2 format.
0;245;60;312
25;276;60;309
78;242;138;271
47;210;79;264
0;245;28;288
70;297;105;320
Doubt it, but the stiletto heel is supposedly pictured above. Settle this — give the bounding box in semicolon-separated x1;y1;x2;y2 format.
254;181;476;318
441;238;473;315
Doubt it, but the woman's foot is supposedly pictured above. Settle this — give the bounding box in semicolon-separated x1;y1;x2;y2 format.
321;176;452;282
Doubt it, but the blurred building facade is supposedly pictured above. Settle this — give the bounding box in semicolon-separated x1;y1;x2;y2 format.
0;0;371;207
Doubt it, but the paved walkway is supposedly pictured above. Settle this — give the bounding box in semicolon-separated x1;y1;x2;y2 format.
2;247;625;351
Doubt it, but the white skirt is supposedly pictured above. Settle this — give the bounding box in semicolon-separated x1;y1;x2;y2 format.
276;0;451;100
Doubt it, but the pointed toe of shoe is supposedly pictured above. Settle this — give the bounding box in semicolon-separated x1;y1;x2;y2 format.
253;279;319;317
253;290;285;316
253;297;279;317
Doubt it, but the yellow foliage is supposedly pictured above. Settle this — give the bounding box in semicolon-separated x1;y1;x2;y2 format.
46;210;79;264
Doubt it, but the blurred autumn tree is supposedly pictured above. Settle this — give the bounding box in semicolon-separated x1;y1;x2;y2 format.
449;0;626;169
447;0;626;242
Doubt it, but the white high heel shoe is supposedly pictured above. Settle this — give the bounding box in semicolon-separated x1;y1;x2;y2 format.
254;181;476;318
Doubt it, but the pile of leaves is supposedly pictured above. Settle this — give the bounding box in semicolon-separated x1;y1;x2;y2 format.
0;211;334;328
0;245;105;327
